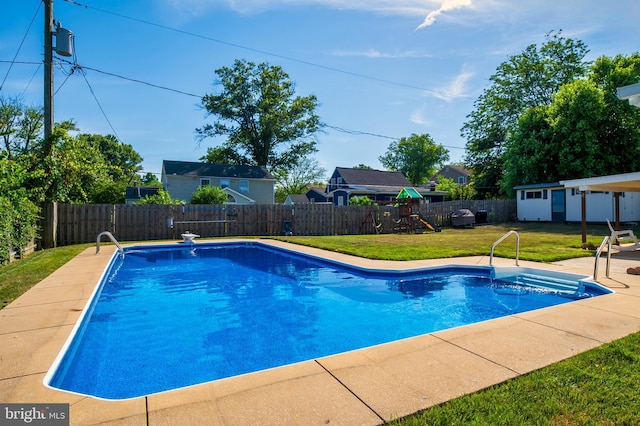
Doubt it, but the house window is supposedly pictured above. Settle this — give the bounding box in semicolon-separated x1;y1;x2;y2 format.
220;179;230;188
200;179;211;187
525;191;542;199
457;176;465;185
239;180;249;193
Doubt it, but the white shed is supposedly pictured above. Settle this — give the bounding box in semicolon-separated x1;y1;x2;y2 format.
515;173;640;224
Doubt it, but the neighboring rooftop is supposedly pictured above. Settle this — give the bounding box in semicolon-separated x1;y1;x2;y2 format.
162;160;275;180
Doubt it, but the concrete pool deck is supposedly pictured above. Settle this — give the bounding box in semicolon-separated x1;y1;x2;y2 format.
1;239;639;425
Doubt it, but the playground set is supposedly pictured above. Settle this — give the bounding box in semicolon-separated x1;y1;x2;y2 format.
363;187;442;234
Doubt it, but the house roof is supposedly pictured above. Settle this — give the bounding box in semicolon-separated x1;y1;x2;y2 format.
617;82;640;107
333;167;410;187
560;172;640;193
513;182;562;190
125;186;161;200
285;194;310;204
397;187;423;199
162;160;275;180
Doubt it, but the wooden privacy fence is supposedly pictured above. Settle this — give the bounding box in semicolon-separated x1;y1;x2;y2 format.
41;200;516;247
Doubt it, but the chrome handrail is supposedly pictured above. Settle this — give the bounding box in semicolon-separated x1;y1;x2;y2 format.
593;236;612;280
490;230;520;266
96;231;124;255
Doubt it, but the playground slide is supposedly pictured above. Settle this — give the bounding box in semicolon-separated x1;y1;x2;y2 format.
418;215;442;232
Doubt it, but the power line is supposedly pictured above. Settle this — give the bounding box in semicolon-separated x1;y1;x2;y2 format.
56;58;201;98
62;0;471;99
79;70;121;142
0;1;42;92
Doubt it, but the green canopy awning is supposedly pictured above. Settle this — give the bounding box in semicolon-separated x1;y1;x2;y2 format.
396;187;423;200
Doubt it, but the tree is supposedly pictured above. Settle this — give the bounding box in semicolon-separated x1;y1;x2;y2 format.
140;172;162;187
501;53;640;195
349;195;372;206
353;164;372;169
199;146;251;165
272;156;326;195
190;185;228;204
435;176;477;200
137;189;184;205
462;31;589;197
74;133;143;203
379;133;449;186
197;59;322;172
1;96;43;160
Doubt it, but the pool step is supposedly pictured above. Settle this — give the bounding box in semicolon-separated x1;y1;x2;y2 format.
513;273;581;292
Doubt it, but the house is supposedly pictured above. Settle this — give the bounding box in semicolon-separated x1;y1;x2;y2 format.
306;187;330;203
326;167;447;206
161;160;275;204
283;194;310;205
617;82;640;107
515;174;640;223
431;165;472;186
124;186;161;205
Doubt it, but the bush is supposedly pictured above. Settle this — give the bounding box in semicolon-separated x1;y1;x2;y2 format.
136;189;184;205
190;186;228;204
0;194;39;265
349;196;373;206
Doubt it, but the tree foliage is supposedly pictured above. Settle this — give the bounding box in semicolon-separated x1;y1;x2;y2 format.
462;31;590;197
435;176;477;201
190;185;228;204
136;189;184;205
379;133;449;186
501;54;640;195
272;156;326;196
0;96;43;160
197;59;321;173
349;195;373;206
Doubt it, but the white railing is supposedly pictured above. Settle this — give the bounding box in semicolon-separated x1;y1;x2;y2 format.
96;231;124;255
593;236;612;280
490;230;520;266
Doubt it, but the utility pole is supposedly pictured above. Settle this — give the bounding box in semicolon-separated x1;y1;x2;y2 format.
44;0;54;141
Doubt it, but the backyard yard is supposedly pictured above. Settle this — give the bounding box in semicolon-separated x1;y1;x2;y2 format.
1;222;639;424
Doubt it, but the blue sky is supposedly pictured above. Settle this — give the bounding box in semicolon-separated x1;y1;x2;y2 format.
1;0;638;179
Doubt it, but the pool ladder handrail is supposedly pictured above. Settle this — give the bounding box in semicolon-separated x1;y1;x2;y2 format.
490;230;519;266
593;235;612;280
96;231;124;255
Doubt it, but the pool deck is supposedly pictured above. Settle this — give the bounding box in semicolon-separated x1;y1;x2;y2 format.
1;239;640;425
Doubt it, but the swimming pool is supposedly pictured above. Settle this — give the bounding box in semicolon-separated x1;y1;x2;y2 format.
45;241;610;400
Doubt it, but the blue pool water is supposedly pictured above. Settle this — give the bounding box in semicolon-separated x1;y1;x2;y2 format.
46;242;609;400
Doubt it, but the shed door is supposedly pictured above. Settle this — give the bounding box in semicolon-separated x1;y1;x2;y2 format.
551;190;566;222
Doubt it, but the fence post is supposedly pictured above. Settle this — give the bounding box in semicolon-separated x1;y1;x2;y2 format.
40;202;58;249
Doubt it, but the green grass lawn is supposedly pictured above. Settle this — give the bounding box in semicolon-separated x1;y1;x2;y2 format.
2;223;638;424
273;222;610;262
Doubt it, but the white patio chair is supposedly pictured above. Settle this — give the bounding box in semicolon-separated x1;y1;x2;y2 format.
607;219;640;251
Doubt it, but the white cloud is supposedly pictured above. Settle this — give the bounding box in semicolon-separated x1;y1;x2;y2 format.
415;0;473;30
164;0;476;29
410;106;430;126
428;69;474;101
331;49;431;59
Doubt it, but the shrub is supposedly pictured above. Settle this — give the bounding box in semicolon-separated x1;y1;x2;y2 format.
136;189;184;205
190;186;228;204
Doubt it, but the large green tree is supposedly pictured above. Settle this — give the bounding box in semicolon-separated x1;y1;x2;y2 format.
197;59;321;173
1;96;43;160
379;133;449;186
501;53;640;195
462;31;589;197
77;133;143;203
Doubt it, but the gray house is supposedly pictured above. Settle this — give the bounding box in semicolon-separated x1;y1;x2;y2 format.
326;167;446;206
430;165;472;186
161;160;275;204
